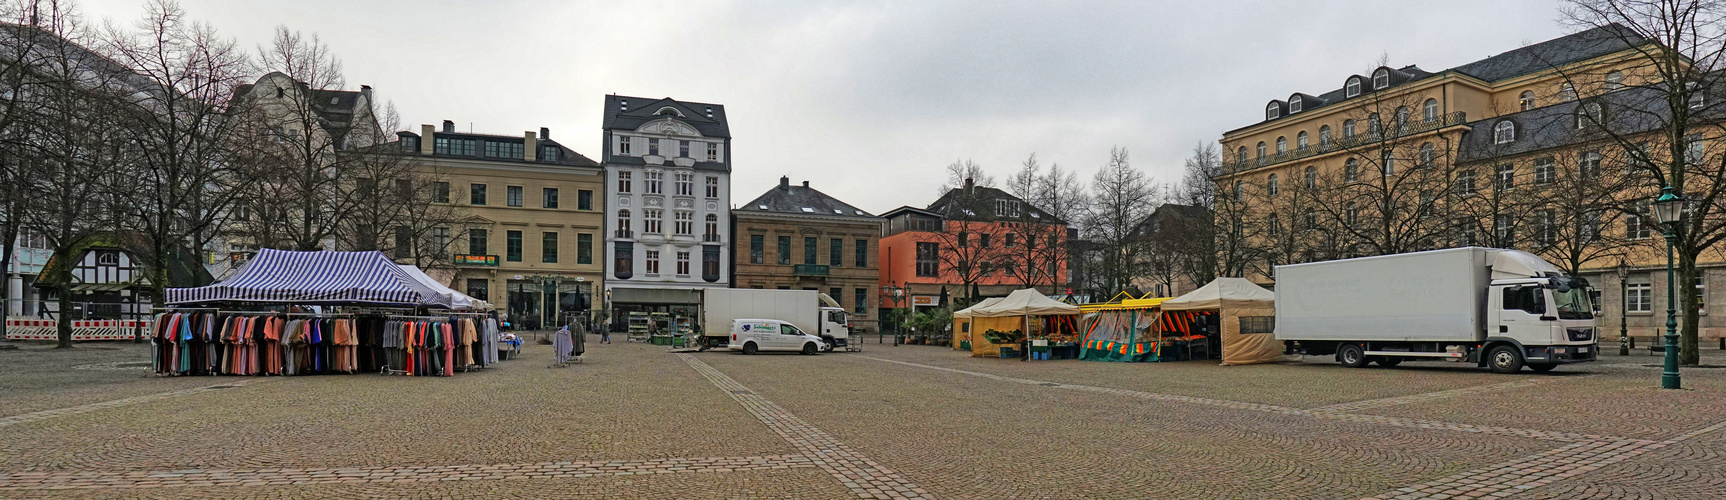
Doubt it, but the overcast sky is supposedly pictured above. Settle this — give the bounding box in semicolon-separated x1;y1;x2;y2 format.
77;0;1573;214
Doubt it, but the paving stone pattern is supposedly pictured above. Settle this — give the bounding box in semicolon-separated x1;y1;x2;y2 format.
0;378;277;428
680;354;931;500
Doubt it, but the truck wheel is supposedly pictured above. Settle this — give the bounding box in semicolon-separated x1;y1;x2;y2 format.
1338;344;1369;368
802;342;818;355
1528;363;1557;373
1375;357;1402;367
1488;346;1524;373
742;342;758;355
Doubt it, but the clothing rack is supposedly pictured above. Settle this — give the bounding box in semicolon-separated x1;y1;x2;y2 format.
152;307;219;312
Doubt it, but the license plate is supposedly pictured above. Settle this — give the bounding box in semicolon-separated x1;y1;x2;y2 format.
1579;347;1589;353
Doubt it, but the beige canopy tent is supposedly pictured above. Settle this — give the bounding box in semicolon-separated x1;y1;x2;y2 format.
952;297;1005;351
957;289;1080;357
1160;278;1282;365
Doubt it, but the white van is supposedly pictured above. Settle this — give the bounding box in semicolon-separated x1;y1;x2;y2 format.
726;319;827;355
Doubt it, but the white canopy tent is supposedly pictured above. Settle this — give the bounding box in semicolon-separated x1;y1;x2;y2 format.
397;265;493;311
1160;278;1282;365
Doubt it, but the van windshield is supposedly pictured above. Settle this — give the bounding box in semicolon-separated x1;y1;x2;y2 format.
1553;287;1594;320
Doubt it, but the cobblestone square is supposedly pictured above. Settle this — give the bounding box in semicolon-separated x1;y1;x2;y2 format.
2;338;1724;499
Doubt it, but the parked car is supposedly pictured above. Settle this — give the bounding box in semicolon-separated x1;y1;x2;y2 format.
726;319;827;355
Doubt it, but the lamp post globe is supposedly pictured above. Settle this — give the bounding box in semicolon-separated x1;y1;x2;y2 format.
1652;187;1682;390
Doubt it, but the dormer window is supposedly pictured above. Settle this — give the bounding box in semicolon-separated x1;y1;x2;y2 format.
1519;90;1536;111
1345;77;1361;98
1289;95;1302;113
1560;82;1578;102
1372;69;1390;89
1266;102;1279;120
1493;120;1516;144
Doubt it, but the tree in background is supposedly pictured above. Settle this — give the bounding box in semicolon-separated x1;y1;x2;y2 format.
1084;147;1156;296
1002;153;1071;290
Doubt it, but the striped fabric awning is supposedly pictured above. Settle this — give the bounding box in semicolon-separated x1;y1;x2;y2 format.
165;249;453;307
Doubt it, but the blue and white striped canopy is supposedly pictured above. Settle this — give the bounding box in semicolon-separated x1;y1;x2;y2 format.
166;249;454;307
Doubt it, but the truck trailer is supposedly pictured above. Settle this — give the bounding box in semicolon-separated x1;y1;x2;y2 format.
698;288;853;351
1274;247;1597;373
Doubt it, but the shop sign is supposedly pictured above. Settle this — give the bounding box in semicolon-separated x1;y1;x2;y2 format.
911;295;938;306
453;254;499;266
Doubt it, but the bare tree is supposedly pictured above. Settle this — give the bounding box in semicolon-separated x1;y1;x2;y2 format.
928;184;1010;304
941;158;995;193
336;101;464;268
999;153;1070;290
1084;147;1156;295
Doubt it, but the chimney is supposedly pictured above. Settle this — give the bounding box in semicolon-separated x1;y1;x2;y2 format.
524;131;538;162
442;120;454;133
779;176;790;190
539;127;549;140
964;177;975;192
419;124;435;154
359;85;372;101
802;181;809;188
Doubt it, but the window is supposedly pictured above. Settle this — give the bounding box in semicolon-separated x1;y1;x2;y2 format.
506;186;523;207
1456;169;1476;195
393;227;413;259
1382;150;1395;175
778;236;791;265
470;184;487;205
1697;275;1708;314
1256;141;1266;159
1534;157;1555;185
541;232;558;263
705;177;719;198
750;234;764;264
577;233;593;264
915;242;938;277
1423;98;1439;122
1537;209;1556;245
804;237;818;265
1503;286;1545;314
1304;166;1317;189
995;199;1022;217
1493;121;1515;144
506;230;522;262
1343;120;1356;140
1296;131;1309;151
1237;146;1249;165
617;171;633;193
830;238;843;266
1626;201;1651;239
1266;102;1279;120
674;211;692;235
1496;214;1516;244
1628;282;1652;313
543;188;559;209
469;229;488;255
645;250;660;275
1580;150;1601;178
675;172;693;196
1304;209;1318;230
1580;210;1602;243
1519;90;1535;111
1495;164;1515;191
855;288;868;314
619;136;632;155
466;279;489;302
1267;214;1281;239
1419;142;1435;168
1372;69;1390;89
1344;158;1360;182
483;140;523;159
1560;82;1577;102
1418;190;1435;218
614;242;633;279
644;209;663;234
1457;219;1478;245
648;138;660;156
705;214;719;238
1005;234;1017;247
1686;134;1705;165
706;142;719;161
541;145;559;162
980;233;992;248
856;239;869;267
1368;113;1381;140
1394;106;1410;132
1233;182;1243;202
1346;77;1361;97
617;209;632;233
433;227;449;257
679;140;690;158
1606;71;1624;91
1289;95;1302;113
435;137;476;156
676;251;690;276
1276;136;1287;154
1577;102;1603;130
1691;87;1707;109
645;171;663;194
1240;316;1276;334
1319;126;1332;146
1344;202;1358;226
703;247;720;282
1266;174;1279;196
434;182;450;203
578;190;593;210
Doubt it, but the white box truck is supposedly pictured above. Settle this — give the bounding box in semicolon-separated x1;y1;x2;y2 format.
1275;247;1598;373
699;288;853;351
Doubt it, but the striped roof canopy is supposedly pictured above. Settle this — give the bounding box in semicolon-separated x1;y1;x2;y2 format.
166;249;453;307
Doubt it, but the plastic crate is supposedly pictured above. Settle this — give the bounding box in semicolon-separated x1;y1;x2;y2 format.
999;347;1020;358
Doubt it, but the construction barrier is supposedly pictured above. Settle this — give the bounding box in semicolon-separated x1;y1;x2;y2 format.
3;318;146;341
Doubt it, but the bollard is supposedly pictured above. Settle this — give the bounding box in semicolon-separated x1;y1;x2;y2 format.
1630;337;1636;349
1719;336;1724;350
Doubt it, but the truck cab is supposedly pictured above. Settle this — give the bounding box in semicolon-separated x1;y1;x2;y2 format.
1483;275;1597;371
818;307;852;351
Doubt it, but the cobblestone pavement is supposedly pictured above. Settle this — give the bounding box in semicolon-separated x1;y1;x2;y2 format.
2;338;1725;498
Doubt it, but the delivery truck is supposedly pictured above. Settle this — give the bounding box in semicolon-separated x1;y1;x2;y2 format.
698;288;853;351
1274;247;1598;373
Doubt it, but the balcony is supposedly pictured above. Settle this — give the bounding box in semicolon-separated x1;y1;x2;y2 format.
793;264;830;276
1222;111;1468;176
614;229;634;239
702;233;722;243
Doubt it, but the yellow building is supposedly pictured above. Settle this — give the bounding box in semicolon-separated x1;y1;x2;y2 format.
400;122;605;330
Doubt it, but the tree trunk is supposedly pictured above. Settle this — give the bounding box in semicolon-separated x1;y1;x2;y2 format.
55;283;73;349
1679;250;1700;366
0;221;14;341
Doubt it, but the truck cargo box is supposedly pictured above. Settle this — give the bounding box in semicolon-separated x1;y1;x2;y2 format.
1275;247;1492;343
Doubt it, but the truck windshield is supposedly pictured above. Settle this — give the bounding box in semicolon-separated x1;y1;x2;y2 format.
1553;287;1594;320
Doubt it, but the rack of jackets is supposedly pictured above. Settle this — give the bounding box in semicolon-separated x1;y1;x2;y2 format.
150;311;366;376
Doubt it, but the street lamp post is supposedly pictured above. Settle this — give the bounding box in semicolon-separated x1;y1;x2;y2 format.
1652;187;1683;389
881;283;905;346
1617;260;1629;356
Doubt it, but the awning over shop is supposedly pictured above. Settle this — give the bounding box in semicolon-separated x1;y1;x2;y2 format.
165;249;452;307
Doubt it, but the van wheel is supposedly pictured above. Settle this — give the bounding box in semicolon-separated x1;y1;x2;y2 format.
1528;363;1557;373
1338;344;1369;368
1488;346;1524;373
1375;357;1402;367
802;343;818;355
742;343;758;355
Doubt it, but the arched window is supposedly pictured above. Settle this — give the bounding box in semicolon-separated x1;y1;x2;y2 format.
1276;136;1287;154
705;213;719;237
1606;71;1624;91
1319;125;1332;146
1493;120;1516;144
1344;158;1360;182
1423;98;1439;122
1344;201;1359;225
1560;82;1577;102
1268;215;1281;238
1372;69;1390;89
1304;166;1317;189
1368;113;1382;140
1297;131;1309;150
1394;106;1410;132
1266;102;1280;120
1237;146;1249;165
1343;120;1356;139
1577;102;1603;129
1420;142;1435;168
618;209;632;232
1346;77;1362;97
1519;90;1536;111
1257;141;1267;159
1267;174;1279;196
1382;150;1396;175
1289;95;1303;113
1233;181;1243;202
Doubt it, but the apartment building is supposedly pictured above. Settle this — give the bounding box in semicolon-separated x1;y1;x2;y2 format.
732;177;884;332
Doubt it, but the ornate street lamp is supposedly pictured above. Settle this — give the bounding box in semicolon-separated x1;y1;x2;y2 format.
1651;186;1684;389
881;282;905;344
1616;260;1629;356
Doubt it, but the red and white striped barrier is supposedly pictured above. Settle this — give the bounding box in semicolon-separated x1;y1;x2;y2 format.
4;318;145;341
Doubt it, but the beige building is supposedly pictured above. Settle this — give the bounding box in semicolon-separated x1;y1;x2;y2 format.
733;177;884;332
399;121;605;330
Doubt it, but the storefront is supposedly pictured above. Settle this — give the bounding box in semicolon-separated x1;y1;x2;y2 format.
506;278;594;331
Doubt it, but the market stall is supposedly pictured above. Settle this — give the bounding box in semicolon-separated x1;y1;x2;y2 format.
1078;295;1170;362
963;289;1080;358
1159;278;1282;366
951;297;1003;351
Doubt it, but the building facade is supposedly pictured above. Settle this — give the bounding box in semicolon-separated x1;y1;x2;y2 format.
878;179;1068;315
732;177;884;332
600;96;732;326
400;121;604;330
